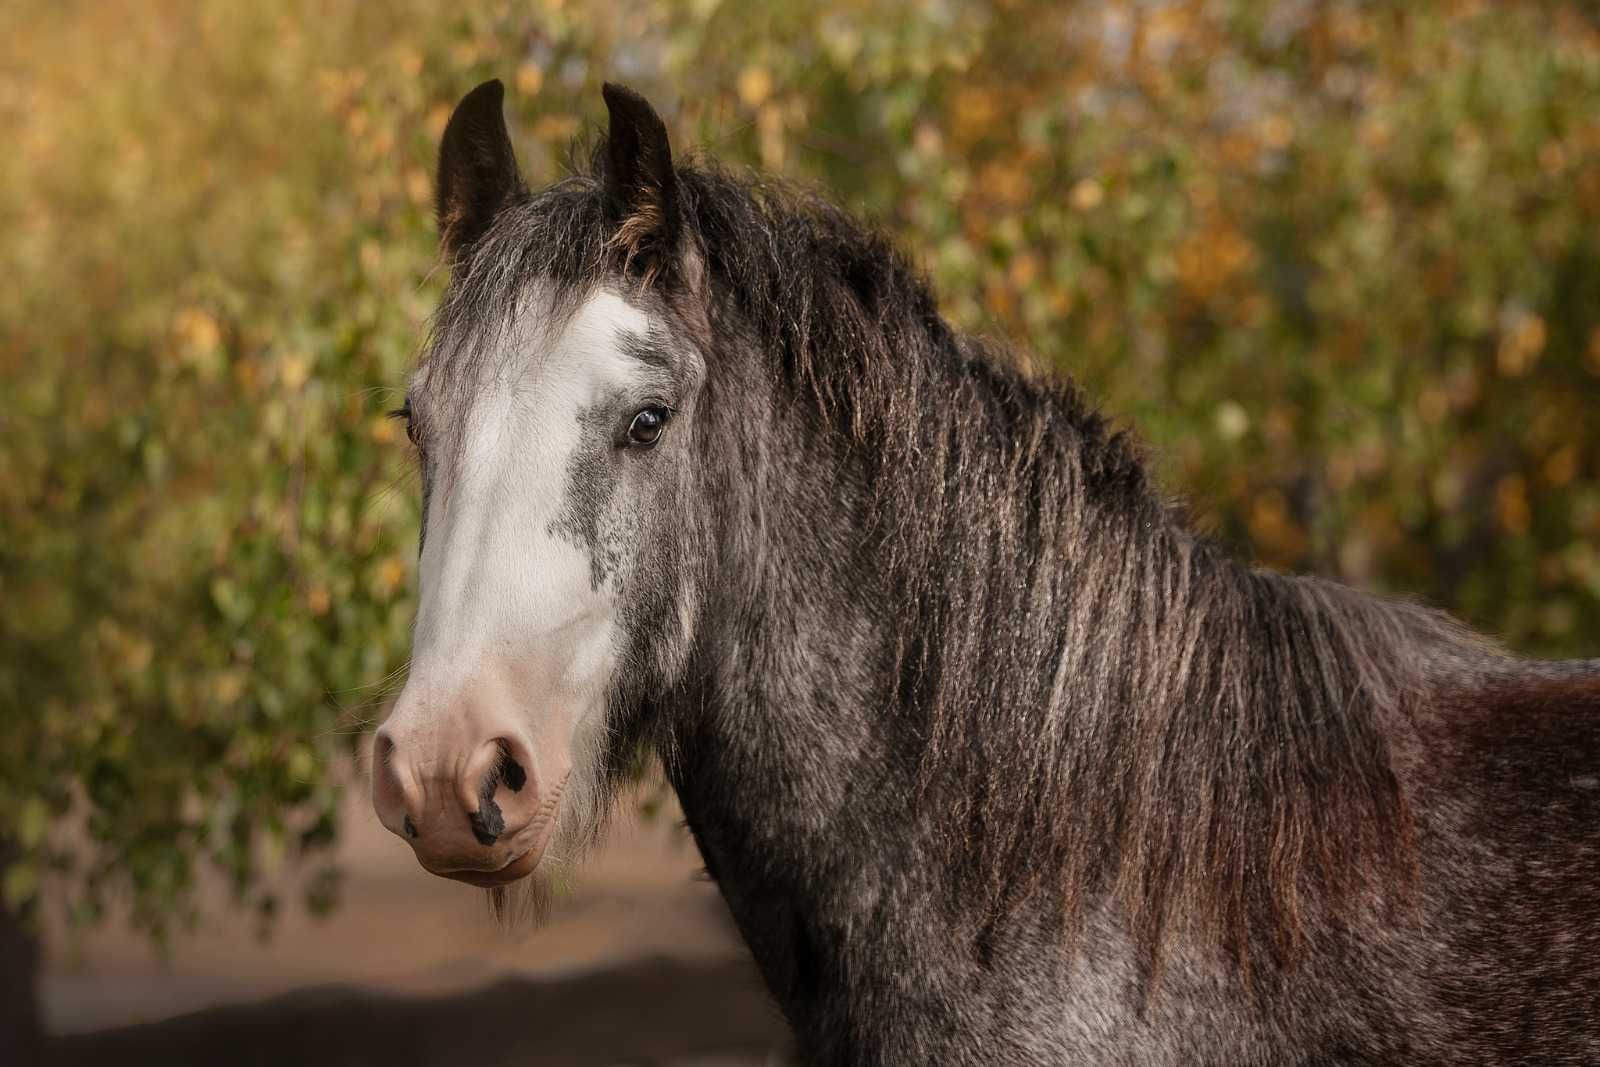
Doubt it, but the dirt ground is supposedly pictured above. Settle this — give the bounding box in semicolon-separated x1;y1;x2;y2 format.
37;773;788;1065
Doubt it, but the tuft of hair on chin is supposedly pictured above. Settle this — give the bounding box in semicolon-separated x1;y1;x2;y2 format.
481;712;624;931
480;828;597;931
484;872;555;929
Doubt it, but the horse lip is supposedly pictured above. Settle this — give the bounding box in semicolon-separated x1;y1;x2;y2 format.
425;846;539;887
418;814;557;887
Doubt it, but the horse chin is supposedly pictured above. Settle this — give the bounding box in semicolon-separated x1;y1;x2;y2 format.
431;845;543;888
419;804;562;892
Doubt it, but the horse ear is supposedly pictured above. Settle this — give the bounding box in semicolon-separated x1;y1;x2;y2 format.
601;82;680;277
436;79;524;260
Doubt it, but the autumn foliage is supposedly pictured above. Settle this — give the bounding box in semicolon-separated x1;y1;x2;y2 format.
2;0;1597;936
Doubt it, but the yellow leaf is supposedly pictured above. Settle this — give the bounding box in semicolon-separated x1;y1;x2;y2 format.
1544;445;1579;488
174;307;221;354
1496;474;1531;535
378;555;408;595
2;862;37;910
395;47;423;79
369;415;401;445
533;115;580;142
1007;252;1040;289
1215;401;1249;441
287;745;316;782
737;66;773;108
426;103;452;141
17;797;48;849
212;668;248;705
1069;178;1104;212
1258;113;1295;149
515;62;544;96
1497;313;1547;377
279;351;311;391
952;87;999;141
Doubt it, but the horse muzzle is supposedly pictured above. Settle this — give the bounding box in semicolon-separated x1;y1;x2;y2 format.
371;721;563;887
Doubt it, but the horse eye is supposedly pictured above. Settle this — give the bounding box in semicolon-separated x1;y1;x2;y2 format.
626;405;669;448
388;403;421;449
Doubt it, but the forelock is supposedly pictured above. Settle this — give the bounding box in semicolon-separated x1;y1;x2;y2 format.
417;176;613;448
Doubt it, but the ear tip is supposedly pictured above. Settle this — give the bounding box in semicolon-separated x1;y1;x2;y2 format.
443;80;506;142
602;82;659;123
468;78;505;105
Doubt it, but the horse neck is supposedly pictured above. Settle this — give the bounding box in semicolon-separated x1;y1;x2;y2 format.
660;332;1161;900
665;320;1432;994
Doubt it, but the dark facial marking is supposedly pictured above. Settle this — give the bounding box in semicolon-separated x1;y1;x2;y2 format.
619;328;674;369
467;744;528;847
469;796;504;847
547;400;625;592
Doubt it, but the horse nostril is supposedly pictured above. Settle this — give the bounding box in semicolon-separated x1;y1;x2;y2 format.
372;729;423;842
466;739;529;845
499;746;527;793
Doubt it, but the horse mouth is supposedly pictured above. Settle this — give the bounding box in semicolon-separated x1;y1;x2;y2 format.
426;845;542;888
422;811;556;887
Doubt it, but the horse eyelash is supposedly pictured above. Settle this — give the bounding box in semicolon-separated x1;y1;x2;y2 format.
386;404;425;455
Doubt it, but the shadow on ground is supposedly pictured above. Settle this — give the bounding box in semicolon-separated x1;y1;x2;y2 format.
43;956;787;1067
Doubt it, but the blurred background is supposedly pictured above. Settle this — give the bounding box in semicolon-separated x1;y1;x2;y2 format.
3;0;1599;1063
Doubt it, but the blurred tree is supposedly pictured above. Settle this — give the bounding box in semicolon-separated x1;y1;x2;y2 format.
1;1;1597;1035
0;2;442;950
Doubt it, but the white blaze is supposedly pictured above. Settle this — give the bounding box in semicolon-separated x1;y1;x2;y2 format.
389;288;652;866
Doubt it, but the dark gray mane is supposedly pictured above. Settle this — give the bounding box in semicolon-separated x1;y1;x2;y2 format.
433;146;1500;971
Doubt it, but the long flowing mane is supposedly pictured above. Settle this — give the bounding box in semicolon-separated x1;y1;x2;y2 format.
441;145;1503;969
675;162;1509;969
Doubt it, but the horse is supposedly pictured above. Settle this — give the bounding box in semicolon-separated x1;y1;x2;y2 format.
369;79;1600;1064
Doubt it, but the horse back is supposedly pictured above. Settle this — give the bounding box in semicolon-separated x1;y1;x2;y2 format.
1416;660;1600;1061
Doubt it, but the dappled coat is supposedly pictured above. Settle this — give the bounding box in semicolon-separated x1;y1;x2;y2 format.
378;80;1600;1066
